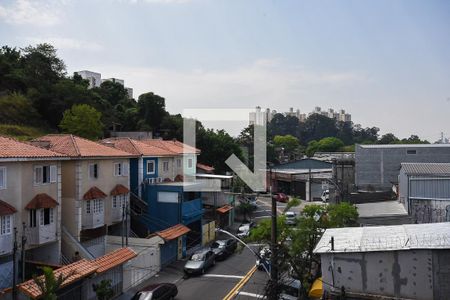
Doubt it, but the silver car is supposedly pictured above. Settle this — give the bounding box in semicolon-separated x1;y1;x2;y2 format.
284;211;297;225
183;249;216;276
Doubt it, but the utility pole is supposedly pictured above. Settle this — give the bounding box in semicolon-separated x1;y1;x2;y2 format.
21;222;26;282
125;201;129;246
12;227;18;300
121;201;125;247
269;166;278;300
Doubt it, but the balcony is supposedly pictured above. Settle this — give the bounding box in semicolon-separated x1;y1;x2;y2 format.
83;212;104;229
111;207;124;223
28;223;57;246
0;234;12;256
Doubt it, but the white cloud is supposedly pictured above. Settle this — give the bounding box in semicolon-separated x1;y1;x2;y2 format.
25;37;103;52
0;0;64;26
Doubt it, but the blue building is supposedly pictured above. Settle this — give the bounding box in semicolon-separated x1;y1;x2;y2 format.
102;138;203;264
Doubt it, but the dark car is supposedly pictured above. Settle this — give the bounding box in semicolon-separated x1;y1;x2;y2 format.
183;249;216;276
131;283;178;300
211;239;237;260
273;192;289;203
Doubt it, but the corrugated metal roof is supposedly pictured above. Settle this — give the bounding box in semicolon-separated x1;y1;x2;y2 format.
314;222;450;254
273;158;332;170
401;163;450;176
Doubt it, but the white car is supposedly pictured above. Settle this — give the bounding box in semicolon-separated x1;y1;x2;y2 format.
284;211;297;225
236;225;250;238
321;189;329;203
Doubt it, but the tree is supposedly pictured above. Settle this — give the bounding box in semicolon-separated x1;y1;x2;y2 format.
305;137;344;157
236;201;256;222
273;135;300;154
0;93;42;126
137;92;168;132
93;279;114;300
33;266;71;300
301;114;338;144
378;133;399;144
59;104;103;140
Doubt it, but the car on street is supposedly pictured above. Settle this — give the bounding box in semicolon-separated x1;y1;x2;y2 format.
284;211;297;225
321;189;329;202
236;221;256;238
210;239;238;260
183;249;216;276
256;246;272;271
273;192;289;203
131;283;178;300
279;277;302;300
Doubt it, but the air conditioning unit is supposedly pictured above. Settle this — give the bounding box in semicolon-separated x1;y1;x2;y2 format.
157;177;163;183
145;178;156;185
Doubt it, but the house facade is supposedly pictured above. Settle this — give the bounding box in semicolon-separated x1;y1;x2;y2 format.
399;163;450;224
32;135;134;259
0;136;66;290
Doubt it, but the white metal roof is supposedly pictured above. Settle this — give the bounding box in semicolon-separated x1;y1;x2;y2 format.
195;174;233;179
358;144;450;149
314;222;450;254
401;163;450;176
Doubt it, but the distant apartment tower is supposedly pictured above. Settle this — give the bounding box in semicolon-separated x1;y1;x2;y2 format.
249;106;266;126
76;70;102;88
309;106;351;122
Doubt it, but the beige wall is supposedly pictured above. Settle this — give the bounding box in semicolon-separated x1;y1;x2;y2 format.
60;158;130;239
157;154;197;181
0;160;62;256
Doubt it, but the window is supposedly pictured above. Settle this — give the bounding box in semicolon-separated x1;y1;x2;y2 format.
29;209;37;228
86;199;103;214
114;163;122;176
34;165;57;185
39;208;53;226
146;161;155;174
112;195;128;209
407;149;417;155
188;158;193;168
89;164;99;179
0;215;12;235
0;167;6;189
177;159;181;168
163;161;169;172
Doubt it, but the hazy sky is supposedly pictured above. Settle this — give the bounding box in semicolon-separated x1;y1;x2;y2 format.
1;0;449;140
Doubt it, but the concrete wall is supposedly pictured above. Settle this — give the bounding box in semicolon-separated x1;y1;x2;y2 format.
320;249;439;300
355;145;450;190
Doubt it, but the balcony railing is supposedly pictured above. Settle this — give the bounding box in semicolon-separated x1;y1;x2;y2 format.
28;224;57;246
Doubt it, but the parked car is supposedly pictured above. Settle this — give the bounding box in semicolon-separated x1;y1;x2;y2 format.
131;283;178;300
236;221;256;238
279;277;302;300
183;249;216;276
321;189;329;203
284;211;297;225
273;192;289;203
211;238;238;260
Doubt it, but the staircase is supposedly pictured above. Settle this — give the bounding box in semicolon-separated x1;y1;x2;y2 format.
61;226;95;261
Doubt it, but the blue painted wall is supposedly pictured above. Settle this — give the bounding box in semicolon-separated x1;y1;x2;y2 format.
143;157;158;179
129;158;139;195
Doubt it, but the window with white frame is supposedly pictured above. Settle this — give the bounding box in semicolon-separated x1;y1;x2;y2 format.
34;165;57;185
0;167;6;189
89;163;99;179
86;199;103;214
163;161;169;172
0;215;12;235
188;158;193;168
112;194;128;209
146;160;155;174
177;159;181;168
39;208;54;226
114;162;129;177
29;209;37;228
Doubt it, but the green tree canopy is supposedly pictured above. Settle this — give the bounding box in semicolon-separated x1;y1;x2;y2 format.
59;104;103;140
137;92;168;131
305;137;344;157
273;134;300;153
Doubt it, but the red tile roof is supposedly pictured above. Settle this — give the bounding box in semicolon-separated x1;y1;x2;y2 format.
19;259;97;299
0;136;64;159
110;184;130;196
102;137;176;156
197;163;215;173
0;199;17;216
83;186;107;200
93;247;137;273
33;134;134;158
140;139;200;155
25;193;59;209
156;224;191;241
217;204;233;214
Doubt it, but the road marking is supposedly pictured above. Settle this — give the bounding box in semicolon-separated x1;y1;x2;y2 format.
237;291;266;299
203;274;244;279
223;265;257;300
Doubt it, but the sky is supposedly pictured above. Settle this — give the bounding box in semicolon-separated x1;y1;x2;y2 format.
0;0;449;140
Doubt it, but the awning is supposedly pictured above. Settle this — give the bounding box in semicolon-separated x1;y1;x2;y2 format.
156;224;191;241
217;204;233;214
308;277;323;299
110;184;130;196
0;199;17;216
93;247;137;273
25;193;58;210
83;186;107;200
